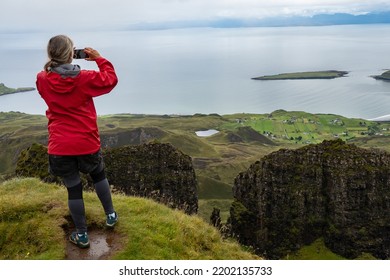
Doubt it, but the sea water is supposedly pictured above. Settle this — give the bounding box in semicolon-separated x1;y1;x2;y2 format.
1;25;390;119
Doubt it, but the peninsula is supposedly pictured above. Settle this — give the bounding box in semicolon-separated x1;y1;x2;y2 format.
372;70;390;81
0;83;35;96
252;70;348;80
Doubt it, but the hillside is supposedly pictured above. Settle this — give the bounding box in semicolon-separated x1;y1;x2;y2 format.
2;110;390;224
0;177;258;260
129;11;390;29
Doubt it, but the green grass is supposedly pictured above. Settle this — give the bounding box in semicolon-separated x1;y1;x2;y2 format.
0;178;67;259
197;175;233;199
221;110;385;145
284;239;345;260
0;177;259;260
284;238;377;260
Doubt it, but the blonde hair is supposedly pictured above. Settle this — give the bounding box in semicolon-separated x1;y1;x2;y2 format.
44;35;74;72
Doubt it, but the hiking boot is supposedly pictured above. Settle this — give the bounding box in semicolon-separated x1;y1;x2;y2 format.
69;232;90;249
106;211;118;228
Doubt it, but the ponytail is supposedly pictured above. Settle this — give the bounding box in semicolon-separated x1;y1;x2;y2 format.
44;35;74;72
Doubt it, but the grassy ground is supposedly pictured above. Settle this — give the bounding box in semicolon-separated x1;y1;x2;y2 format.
284;238;376;260
284;239;345;260
0;177;259;260
220;110;388;145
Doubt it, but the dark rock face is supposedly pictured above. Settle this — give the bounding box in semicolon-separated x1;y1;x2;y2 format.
15;142;198;215
104;142;198;215
230;139;390;259
210;207;222;229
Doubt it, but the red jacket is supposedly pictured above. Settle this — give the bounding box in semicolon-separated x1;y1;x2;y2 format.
36;57;118;155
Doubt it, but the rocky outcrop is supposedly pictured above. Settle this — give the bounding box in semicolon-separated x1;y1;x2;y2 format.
230;139;390;259
104;142;198;215
15;142;198;215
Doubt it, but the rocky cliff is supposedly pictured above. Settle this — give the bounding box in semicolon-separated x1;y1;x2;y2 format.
230;139;390;259
103;142;198;214
15;142;198;215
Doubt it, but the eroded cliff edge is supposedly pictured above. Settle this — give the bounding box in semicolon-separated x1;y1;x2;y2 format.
230;139;390;259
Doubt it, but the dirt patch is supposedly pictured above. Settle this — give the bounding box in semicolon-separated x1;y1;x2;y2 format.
64;226;123;260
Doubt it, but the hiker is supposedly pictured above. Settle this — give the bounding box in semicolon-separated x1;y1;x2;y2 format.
36;35;119;248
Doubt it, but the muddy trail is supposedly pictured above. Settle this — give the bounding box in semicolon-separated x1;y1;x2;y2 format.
64;226;123;260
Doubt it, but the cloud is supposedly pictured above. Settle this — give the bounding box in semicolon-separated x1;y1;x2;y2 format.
0;0;389;31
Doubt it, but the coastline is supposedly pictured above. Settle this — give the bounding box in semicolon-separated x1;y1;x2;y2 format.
252;70;349;80
0;83;35;97
371;70;390;82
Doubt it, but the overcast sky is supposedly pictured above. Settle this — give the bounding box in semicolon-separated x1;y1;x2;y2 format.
1;0;390;31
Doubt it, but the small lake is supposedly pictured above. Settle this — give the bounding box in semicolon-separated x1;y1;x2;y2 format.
195;129;219;137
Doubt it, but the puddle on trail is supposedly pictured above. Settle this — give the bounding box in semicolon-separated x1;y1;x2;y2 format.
65;229;121;260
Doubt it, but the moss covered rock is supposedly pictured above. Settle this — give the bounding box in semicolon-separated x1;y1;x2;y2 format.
231;139;390;259
104;142;198;215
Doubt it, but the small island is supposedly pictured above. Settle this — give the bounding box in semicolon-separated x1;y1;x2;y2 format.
0;83;35;96
372;70;390;81
252;70;349;80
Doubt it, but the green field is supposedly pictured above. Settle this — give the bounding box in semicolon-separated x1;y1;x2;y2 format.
220;110;384;145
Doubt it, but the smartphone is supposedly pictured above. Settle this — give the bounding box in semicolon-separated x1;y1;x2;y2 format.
73;49;89;59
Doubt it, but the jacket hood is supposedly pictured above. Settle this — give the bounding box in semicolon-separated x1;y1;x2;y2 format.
45;64;81;94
